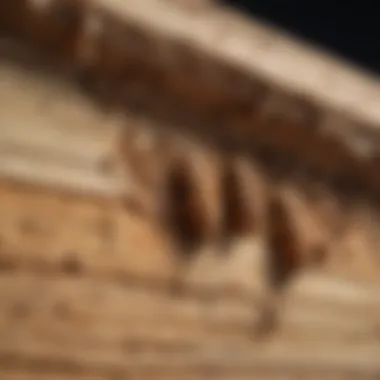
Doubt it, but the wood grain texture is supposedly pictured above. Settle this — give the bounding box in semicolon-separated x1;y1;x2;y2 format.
0;1;380;378
0;372;107;380
93;0;380;128
1;60;380;287
0;180;379;378
0;60;127;197
0;273;379;378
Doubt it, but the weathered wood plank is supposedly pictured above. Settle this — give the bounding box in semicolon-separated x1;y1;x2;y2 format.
0;1;380;379
0;273;379;354
0;60;127;197
94;0;380;128
2;176;380;292
0;369;369;380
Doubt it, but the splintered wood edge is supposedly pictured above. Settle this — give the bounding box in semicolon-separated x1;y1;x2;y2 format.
95;0;380;129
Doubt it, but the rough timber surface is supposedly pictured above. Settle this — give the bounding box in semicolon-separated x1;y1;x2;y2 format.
0;0;380;379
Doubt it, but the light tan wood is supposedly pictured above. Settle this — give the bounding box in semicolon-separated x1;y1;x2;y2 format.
1;0;380;379
0;60;127;197
0;372;107;380
0;273;379;378
0;372;368;380
95;0;380;128
1;60;380;287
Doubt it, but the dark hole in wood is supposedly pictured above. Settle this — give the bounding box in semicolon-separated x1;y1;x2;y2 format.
164;160;206;257
254;194;302;338
266;194;301;290
164;160;208;296
219;161;252;245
